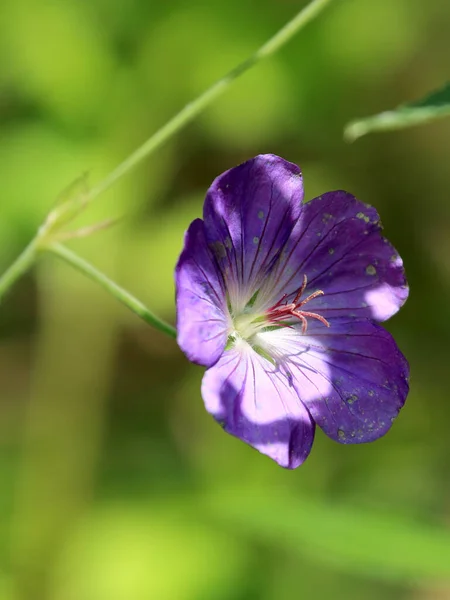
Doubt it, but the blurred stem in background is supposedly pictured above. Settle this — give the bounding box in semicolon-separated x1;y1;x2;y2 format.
0;0;335;338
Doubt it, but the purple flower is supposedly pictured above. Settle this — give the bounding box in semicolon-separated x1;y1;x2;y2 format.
175;155;409;469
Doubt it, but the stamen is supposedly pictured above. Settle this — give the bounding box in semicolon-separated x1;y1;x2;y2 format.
266;274;330;334
292;273;308;305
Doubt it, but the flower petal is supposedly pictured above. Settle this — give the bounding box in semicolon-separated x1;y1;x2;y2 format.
265;191;408;321
201;342;315;469
286;318;409;443
203;154;304;312
175;219;229;367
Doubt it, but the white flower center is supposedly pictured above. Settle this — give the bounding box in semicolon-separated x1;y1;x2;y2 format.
226;275;330;363
230;310;267;343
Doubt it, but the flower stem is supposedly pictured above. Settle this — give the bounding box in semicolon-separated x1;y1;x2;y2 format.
87;0;335;201
0;240;38;301
48;243;177;339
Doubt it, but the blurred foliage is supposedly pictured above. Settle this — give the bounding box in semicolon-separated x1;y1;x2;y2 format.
0;0;450;599
345;82;450;140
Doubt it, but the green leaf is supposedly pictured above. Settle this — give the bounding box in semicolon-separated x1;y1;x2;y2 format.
345;82;450;141
205;487;450;583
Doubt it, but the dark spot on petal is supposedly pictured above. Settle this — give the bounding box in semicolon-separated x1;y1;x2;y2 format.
209;241;227;259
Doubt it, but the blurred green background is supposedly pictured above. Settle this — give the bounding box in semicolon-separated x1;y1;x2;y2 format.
1;0;450;598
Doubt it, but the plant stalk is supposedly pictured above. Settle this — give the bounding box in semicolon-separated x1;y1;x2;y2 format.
48;243;177;339
87;0;335;201
0;241;38;301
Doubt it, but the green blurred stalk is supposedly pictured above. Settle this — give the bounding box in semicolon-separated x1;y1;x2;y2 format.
87;0;335;201
0;241;38;301
48;243;177;339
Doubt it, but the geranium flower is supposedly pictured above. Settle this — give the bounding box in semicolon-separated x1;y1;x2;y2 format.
175;155;409;468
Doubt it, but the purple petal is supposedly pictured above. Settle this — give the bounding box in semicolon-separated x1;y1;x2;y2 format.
175;219;229;367
288;318;409;443
265;191;408;322
203;154;304;311
201;344;315;469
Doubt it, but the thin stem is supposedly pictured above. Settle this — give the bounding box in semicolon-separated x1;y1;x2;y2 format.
88;0;335;201
0;241;38;300
48;243;177;339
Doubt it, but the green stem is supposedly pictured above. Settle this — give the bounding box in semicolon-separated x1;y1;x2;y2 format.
88;0;335;201
0;241;38;300
48;243;177;339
